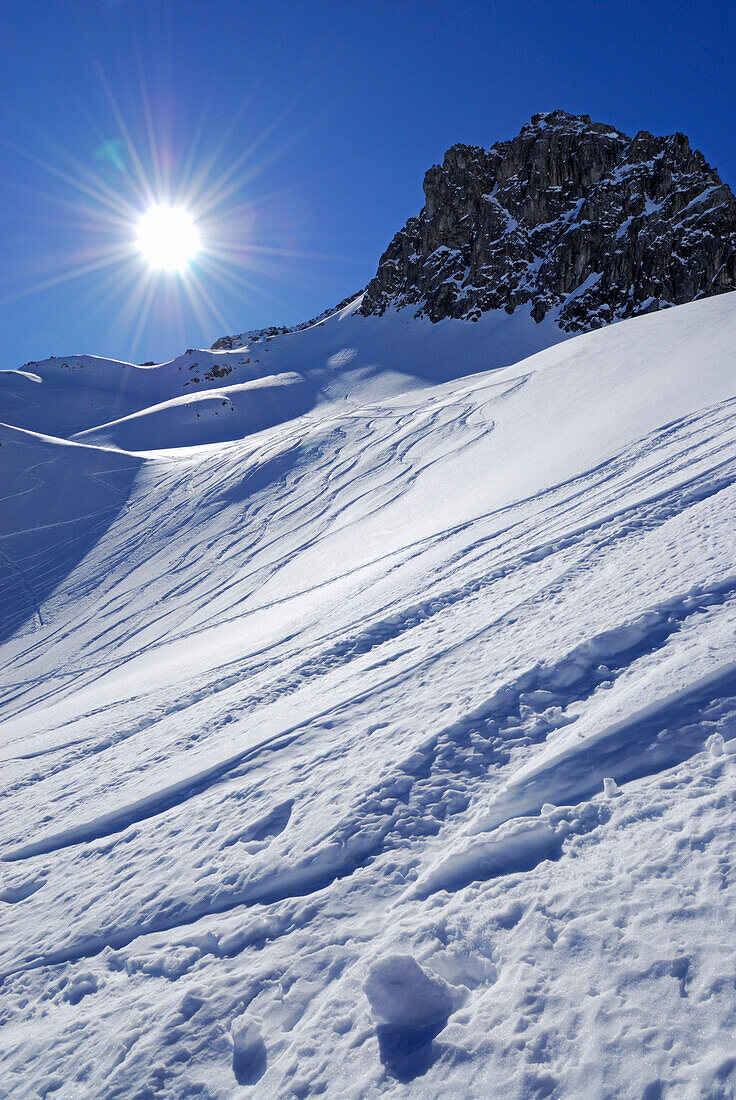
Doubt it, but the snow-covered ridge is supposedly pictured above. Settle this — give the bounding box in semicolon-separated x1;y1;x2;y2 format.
209;290;363;351
1;292;736;1097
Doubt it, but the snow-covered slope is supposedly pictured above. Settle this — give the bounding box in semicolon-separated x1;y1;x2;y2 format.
2;293;736;1098
0;297;569;446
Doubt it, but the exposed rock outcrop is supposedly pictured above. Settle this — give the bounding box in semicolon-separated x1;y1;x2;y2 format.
359;110;736;330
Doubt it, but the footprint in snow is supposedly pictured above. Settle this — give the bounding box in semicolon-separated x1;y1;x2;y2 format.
223;800;293;849
231;1015;267;1086
0;873;46;903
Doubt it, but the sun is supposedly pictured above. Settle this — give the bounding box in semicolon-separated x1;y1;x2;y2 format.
136;203;200;272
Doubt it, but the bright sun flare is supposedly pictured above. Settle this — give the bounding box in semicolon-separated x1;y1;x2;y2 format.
136;203;200;272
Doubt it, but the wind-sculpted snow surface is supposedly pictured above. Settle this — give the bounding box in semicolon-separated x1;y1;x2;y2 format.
1;293;736;1097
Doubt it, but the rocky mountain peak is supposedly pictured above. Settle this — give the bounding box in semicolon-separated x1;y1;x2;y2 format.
359;111;736;330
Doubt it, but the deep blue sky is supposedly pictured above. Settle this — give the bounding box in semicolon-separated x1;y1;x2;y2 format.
2;0;734;367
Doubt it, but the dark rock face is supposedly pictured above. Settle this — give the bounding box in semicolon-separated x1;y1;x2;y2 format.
360;110;736;330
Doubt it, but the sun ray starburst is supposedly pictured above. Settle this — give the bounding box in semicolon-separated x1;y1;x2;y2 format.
1;55;350;358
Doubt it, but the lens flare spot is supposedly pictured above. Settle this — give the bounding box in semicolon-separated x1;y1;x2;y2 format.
136;204;199;272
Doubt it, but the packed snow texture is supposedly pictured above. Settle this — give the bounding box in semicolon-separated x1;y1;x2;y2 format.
1;292;736;1098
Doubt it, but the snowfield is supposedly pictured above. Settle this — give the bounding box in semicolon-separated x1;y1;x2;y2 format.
1;292;736;1098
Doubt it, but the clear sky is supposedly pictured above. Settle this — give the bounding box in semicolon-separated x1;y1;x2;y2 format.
2;0;735;367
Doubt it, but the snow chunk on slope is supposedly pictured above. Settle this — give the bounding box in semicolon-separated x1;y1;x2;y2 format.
364;954;459;1027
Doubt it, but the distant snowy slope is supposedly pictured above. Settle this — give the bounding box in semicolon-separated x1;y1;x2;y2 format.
1;293;736;1098
0;300;568;446
74;374;313;451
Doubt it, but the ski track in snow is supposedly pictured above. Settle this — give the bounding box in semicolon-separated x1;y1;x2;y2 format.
1;295;736;1098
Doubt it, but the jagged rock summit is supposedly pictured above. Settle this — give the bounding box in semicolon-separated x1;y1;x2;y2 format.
359;109;736;330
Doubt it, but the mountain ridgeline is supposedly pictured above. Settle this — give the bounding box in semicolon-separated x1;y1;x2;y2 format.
356;109;736;332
